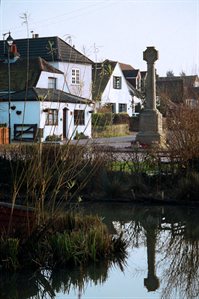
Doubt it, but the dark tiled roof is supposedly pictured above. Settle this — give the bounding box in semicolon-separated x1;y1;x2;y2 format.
156;78;184;103
119;62;134;71
0;36;93;64
157;75;199;86
0;57;63;92
156;75;199;103
182;75;199;86
122;69;140;78
126;81;144;99
0;87;92;104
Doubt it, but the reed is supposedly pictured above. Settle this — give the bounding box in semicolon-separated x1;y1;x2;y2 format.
0;142;104;222
0;213;127;271
0;236;19;270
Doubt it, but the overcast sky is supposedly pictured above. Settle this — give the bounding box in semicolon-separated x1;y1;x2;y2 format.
0;0;198;76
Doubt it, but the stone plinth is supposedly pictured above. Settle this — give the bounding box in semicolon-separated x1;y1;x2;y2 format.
136;109;163;145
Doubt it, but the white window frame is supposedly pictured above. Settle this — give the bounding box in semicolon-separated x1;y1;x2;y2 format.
45;109;58;125
72;68;80;85
74;110;85;126
48;77;57;89
119;103;127;113
113;76;122;89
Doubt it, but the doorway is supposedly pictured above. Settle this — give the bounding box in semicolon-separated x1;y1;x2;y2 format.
62;108;68;139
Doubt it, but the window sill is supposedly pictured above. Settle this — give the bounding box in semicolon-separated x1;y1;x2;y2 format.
45;124;58;126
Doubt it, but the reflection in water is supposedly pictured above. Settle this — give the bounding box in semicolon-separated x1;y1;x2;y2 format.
0;271;44;299
0;253;126;299
1;204;199;299
87;203;199;299
143;216;159;292
158;209;199;299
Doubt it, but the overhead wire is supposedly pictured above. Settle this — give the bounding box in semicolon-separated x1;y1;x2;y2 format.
1;1;116;37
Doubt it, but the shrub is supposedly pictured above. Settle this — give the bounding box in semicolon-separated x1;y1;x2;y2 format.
97;170;132;199
166;105;199;163
176;172;199;201
92;113;113;127
129;116;139;131
45;134;62;142
74;132;89;140
113;113;129;125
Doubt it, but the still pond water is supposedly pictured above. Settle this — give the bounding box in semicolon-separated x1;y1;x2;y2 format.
1;203;199;299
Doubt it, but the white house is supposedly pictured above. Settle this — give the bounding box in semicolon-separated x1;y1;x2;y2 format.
8;35;93;100
0;56;92;142
92;60;144;116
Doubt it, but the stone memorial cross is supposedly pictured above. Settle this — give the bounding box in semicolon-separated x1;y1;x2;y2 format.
143;47;159;110
136;46;163;146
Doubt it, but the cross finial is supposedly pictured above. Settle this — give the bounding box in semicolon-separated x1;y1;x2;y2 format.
143;46;159;64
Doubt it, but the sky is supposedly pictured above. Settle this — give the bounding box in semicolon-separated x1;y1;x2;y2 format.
0;0;198;76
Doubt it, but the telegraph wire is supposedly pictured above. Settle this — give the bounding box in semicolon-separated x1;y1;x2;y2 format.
2;1;115;37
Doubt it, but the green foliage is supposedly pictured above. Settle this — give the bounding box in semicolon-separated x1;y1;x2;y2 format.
50;224;111;266
113;113;129;125
45;134;62;142
92;112;113;127
74;132;89;140
0;237;19;270
92;112;130;127
92;113;130;137
176;172;199;201
0;213;127;271
92;124;129;138
97;170;132;199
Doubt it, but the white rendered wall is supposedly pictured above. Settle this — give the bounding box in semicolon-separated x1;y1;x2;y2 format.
101;63;133;116
50;62;92;99
36;71;69;93
40;101;92;140
0;100;92;142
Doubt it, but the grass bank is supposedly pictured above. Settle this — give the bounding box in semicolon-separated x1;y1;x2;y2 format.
0;212;127;271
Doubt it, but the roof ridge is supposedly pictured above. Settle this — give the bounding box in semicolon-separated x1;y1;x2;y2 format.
57;36;93;64
119;62;135;70
0;36;93;64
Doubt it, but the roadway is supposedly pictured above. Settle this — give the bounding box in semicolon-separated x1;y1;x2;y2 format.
71;133;137;149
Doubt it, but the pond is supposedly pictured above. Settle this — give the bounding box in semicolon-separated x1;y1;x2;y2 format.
1;202;199;299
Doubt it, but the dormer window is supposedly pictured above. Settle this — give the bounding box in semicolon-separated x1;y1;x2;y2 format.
113;76;122;89
72;68;80;84
48;77;57;89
